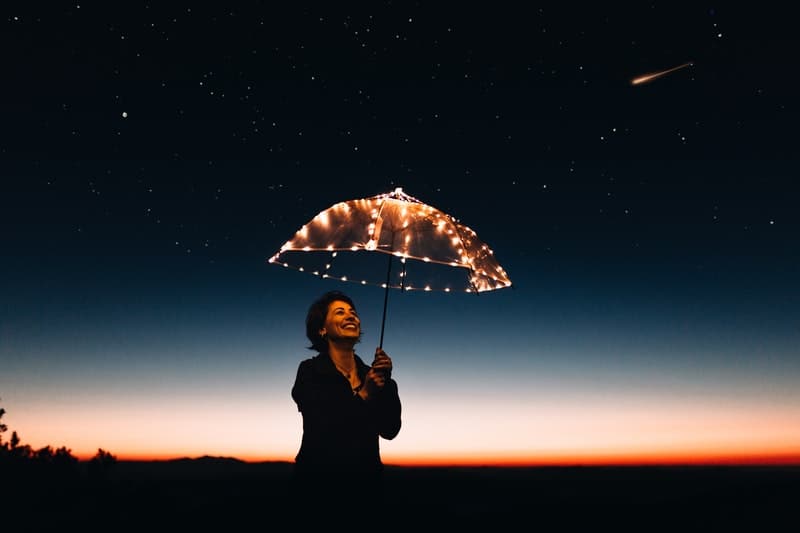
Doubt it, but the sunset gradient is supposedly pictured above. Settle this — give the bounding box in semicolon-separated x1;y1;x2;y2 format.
4;281;799;466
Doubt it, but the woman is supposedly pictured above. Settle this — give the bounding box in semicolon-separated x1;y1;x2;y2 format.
291;290;402;486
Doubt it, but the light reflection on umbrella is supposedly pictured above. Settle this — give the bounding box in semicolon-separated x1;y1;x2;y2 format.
269;187;512;346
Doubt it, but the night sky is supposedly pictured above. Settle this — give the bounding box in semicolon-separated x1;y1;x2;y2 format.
2;3;798;464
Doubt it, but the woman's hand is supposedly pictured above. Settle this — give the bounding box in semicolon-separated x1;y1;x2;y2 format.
360;347;393;399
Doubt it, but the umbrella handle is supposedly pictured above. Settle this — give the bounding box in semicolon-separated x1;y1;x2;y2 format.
378;254;391;349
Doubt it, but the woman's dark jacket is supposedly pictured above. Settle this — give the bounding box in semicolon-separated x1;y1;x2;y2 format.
291;351;401;475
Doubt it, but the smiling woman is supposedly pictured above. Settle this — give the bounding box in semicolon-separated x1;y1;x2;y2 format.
290;290;402;494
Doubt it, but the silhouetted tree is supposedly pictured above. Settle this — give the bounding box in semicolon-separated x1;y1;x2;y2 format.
0;406;7;448
10;433;31;459
88;448;118;481
35;444;54;462
0;401;114;482
0;406;8;461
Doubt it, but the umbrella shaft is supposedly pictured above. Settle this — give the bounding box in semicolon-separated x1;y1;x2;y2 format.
379;254;391;349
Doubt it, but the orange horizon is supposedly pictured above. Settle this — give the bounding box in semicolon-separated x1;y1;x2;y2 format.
84;451;800;467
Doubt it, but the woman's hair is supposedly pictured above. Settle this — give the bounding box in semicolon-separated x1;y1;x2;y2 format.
305;290;359;352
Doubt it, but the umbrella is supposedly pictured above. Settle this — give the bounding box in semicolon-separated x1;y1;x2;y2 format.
268;187;512;347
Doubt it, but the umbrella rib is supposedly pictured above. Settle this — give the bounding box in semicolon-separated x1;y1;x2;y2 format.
450;218;481;294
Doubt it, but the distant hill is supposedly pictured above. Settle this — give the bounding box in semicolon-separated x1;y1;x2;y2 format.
112;456;294;480
166;455;247;465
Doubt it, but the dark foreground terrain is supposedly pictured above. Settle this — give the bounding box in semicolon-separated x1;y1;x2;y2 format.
8;458;799;531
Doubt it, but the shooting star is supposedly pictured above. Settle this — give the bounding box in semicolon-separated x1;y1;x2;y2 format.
631;62;694;85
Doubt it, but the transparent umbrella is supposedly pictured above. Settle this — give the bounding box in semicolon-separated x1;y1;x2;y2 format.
269;187;512;347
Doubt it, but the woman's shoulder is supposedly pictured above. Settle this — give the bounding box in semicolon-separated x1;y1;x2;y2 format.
298;352;327;369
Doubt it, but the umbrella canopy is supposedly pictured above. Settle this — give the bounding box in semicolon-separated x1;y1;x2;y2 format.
268;187;512;345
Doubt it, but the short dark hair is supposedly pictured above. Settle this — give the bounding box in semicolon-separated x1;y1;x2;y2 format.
305;290;359;352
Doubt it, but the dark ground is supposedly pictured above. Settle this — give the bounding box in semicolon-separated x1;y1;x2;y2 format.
8;459;799;531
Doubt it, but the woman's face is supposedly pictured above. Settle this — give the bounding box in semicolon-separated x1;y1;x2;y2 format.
320;299;361;343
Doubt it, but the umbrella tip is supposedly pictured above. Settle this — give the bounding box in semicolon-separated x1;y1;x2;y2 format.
394;187;403;194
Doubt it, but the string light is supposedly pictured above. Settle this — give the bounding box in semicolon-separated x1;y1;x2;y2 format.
268;188;512;292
